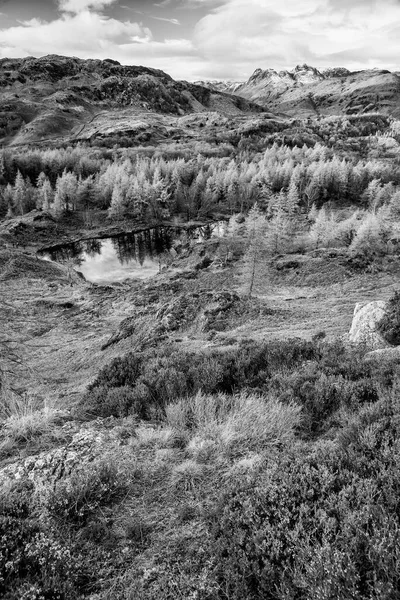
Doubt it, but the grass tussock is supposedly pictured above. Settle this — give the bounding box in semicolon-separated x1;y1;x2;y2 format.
0;389;67;457
165;391;301;457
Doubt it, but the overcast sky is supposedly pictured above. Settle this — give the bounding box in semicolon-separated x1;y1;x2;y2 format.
0;0;399;80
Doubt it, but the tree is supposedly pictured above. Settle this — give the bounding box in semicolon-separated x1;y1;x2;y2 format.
349;212;390;259
36;172;53;211
13;171;27;215
266;209;293;255
242;204;268;298
53;170;78;215
309;207;337;249
286;170;301;216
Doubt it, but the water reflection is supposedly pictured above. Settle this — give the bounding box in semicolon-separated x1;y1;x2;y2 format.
38;222;226;284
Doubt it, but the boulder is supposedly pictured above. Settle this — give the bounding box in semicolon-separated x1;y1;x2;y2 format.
348;301;390;350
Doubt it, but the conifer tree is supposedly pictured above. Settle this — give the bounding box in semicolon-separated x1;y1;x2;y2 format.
13;171;27;215
350;212;390;258
242;204;268;298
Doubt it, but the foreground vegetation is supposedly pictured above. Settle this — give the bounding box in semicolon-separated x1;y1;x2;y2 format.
1;335;400;599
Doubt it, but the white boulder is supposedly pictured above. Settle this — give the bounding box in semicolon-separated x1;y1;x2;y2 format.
348;301;390;350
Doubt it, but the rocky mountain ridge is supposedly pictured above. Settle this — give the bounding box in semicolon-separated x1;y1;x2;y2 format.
200;64;400;117
0;55;262;145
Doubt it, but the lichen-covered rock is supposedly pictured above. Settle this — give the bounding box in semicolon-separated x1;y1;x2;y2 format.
0;420;127;487
348;301;390;350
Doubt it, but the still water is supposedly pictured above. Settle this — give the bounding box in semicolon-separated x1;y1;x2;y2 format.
38;223;226;284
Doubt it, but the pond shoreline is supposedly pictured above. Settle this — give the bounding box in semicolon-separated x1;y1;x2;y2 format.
37;220;227;284
37;218;226;254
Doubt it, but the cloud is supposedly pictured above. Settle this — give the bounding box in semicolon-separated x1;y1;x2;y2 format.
192;0;400;77
0;11;152;57
1;0;400;81
151;16;181;25
58;0;117;14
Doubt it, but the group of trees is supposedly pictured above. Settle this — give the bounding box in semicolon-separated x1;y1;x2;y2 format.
1;141;400;223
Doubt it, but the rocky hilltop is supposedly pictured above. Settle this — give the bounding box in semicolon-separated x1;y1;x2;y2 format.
0;55;262;145
201;64;400;117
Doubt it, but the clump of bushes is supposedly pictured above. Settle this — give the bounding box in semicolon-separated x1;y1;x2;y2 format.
79;338;394;440
0;479;78;600
209;395;400;599
377;290;400;345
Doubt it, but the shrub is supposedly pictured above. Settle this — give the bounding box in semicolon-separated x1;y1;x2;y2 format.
210;445;400;600
377;291;400;345
79;339;397;441
0;479;77;600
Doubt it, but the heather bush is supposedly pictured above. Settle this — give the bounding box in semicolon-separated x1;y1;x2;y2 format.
80;339;398;440
210;449;400;599
377;290;400;345
0;479;77;600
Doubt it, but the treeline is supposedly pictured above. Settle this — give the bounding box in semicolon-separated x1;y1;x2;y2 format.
1;141;400;221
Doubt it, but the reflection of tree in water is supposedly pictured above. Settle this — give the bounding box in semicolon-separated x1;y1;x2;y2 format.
43;242;85;267
137;232;147;266
110;228;174;266
40;224;223;272
83;239;102;258
111;234;138;265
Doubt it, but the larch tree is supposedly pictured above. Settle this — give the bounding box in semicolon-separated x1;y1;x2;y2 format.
309;207;338;249
36;172;53;211
349;212;390;259
53;170;78;215
13;171;27;215
242;203;268;298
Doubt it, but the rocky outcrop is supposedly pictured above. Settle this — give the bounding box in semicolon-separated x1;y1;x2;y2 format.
0;420;126;486
348;301;389;350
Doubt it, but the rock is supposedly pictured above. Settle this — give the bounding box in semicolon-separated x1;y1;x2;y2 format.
348;301;390;350
0;424;107;486
364;347;400;363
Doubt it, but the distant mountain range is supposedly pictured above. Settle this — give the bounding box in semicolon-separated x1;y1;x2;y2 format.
2;56;400;147
197;64;400;118
0;55;262;146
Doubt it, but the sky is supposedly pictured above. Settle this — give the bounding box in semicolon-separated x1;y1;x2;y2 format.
0;0;399;81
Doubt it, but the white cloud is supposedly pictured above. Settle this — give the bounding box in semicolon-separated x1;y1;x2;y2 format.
0;11;152;57
193;0;400;77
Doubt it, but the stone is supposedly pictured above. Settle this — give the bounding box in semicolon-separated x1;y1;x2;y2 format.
348;301;390;350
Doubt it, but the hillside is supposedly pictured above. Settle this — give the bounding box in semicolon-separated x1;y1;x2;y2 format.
201;64;400;118
0;55;262;146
